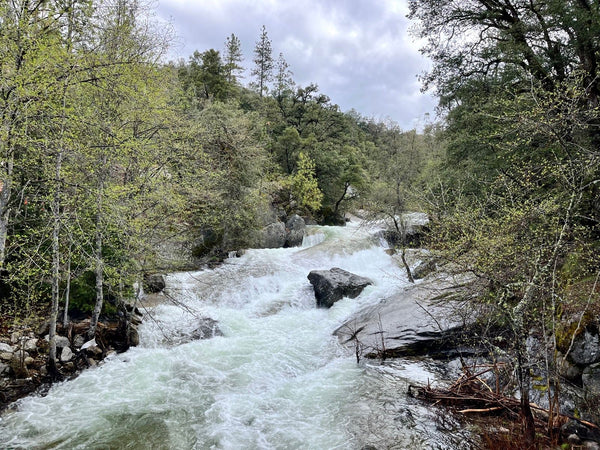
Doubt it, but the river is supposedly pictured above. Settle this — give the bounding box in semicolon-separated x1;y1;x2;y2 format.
0;221;472;449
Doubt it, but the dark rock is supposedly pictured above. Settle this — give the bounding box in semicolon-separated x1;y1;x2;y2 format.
557;351;583;381
73;334;85;348
191;318;223;340
284;214;305;247
307;268;373;308
0;362;9;376
570;328;600;365
127;326;140;347
582;363;600;396
258;222;286;248
562;420;600;443
144;273;166;294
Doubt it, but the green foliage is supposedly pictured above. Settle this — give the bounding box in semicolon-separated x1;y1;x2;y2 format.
290;152;323;213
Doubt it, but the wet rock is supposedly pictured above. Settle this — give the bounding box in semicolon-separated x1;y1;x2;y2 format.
334;276;474;358
191;318;223;340
284;214;305;247
144;273;166;294
307;268;373;308
258;222;286;249
127;327;140;347
0;343;13;353
60;346;73;363
570;328;600;365
582;363;600;396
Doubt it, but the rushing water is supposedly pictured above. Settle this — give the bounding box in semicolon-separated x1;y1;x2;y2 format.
0;221;471;449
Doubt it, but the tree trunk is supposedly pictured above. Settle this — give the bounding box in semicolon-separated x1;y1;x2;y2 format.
48;148;63;374
88;159;106;339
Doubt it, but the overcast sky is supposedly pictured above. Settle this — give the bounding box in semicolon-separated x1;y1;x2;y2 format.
155;0;437;130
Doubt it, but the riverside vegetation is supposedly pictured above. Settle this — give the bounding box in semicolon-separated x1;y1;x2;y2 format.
1;1;599;448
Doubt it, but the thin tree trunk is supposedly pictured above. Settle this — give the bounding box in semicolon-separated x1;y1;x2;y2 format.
88;158;106;339
62;244;71;328
48;147;63;375
0;153;13;269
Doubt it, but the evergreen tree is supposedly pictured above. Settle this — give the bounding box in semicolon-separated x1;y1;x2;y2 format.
251;25;274;97
224;33;244;84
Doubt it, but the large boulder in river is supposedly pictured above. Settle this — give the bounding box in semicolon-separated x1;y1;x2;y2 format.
307;268;373;308
334;274;475;358
284;214;305;247
143;273;166;294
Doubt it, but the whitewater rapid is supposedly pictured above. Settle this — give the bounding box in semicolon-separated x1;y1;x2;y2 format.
0;221;469;449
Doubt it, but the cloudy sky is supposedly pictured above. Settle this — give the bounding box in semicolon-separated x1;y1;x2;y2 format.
155;0;437;130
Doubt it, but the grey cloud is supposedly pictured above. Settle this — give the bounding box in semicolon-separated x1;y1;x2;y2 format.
156;0;436;129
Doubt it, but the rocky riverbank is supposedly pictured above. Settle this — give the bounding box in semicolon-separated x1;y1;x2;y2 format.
0;308;142;412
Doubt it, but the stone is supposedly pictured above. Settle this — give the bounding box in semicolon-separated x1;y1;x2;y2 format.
258;221;286;249
412;258;437;280
127;327;140;347
284;214;305;247
191;318;223;340
23;356;34;366
144;273;166;293
334;275;475;358
60;346;73;363
582;362;600;396
0;342;13;353
0;362;9;376
557;352;582;381
36;320;50;337
82;338;102;356
0;352;13;362
45;335;70;349
73;335;85;348
307;268;373;308
23;338;38;352
570;329;600;365
10;331;23;344
567;434;582;445
585;441;600;450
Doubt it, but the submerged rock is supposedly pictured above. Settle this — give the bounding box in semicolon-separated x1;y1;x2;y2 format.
307;268;373;308
191;318;223;340
334;275;474;358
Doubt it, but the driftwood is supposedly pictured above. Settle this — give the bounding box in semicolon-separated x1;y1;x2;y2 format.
408;364;600;439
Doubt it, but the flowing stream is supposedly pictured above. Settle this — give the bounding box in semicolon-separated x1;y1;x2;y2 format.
0;221;471;449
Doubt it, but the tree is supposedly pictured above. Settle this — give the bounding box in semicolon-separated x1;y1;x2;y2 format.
251;25;274;97
273;52;294;102
223;33;244;84
290;152;323;213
